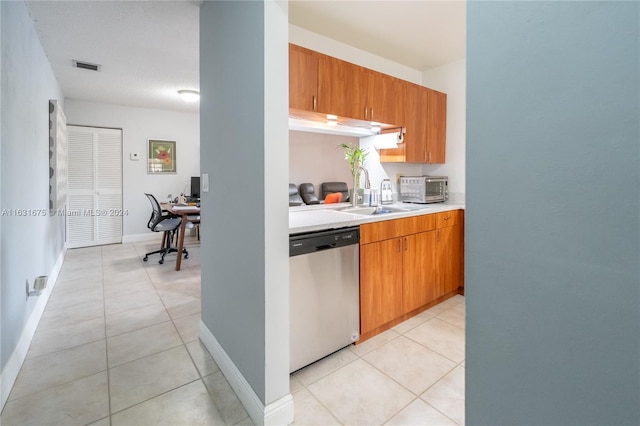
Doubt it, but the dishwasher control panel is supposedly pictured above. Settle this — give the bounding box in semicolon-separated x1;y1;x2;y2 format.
289;227;360;257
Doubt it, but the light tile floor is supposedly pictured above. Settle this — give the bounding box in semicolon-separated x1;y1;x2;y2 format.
0;237;465;425
291;296;465;426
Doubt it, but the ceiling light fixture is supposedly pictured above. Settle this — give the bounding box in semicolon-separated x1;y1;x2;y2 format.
177;89;200;103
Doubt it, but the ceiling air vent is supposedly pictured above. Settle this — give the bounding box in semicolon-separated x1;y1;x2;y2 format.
72;60;101;71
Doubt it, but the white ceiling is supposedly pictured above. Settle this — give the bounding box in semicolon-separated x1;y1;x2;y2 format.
289;1;466;71
25;1;465;114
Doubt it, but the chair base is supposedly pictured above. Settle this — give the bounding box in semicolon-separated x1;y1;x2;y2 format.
143;247;189;264
143;230;189;265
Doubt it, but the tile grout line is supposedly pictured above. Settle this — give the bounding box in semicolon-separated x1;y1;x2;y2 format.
131;241;210;414
136;240;240;425
399;303;465;426
297;352;362;425
294;383;343;425
296;299;465;425
401;318;465;364
100;247;114;426
108;378;202;418
358;349;459;424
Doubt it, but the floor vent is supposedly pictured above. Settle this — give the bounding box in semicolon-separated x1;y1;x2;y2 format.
72;60;101;71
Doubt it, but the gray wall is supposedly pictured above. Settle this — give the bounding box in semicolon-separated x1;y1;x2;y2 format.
200;1;269;403
466;2;639;424
0;1;66;369
0;0;3;384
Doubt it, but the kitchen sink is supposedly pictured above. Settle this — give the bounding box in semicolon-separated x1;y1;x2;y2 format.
339;206;410;216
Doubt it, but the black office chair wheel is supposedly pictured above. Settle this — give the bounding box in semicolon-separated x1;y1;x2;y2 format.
184;253;189;259
143;256;148;262
159;259;164;264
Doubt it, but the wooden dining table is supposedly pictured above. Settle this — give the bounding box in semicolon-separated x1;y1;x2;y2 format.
160;203;200;271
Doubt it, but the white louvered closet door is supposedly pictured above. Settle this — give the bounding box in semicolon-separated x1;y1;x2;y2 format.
67;126;122;248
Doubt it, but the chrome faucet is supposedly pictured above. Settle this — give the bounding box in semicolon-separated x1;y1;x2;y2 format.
352;166;371;207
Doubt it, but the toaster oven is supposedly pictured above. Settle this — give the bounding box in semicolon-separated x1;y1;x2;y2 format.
399;176;448;204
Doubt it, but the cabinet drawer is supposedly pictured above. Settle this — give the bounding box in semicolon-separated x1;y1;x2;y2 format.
397;214;436;236
436;210;461;228
360;219;401;244
360;214;436;244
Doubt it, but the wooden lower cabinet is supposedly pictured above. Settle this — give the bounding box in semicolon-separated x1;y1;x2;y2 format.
360;238;404;335
359;210;464;342
403;231;437;313
435;211;464;298
436;224;462;296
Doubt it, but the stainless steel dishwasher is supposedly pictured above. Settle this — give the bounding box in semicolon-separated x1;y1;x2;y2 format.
289;226;360;373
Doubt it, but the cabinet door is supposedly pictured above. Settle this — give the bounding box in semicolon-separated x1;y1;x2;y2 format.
426;88;447;163
289;44;319;111
380;82;428;162
406;84;430;162
360;238;404;334
403;231;437;313
317;55;367;119
436;223;463;297
366;70;405;126
437;226;454;297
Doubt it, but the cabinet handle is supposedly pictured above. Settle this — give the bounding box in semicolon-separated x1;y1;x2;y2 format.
424;151;427;161
398;239;401;252
364;107;368;120
428;152;431;162
313;96;316;111
404;237;408;251
371;108;374;121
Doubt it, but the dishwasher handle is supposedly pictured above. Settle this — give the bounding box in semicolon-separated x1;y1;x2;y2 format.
315;243;337;251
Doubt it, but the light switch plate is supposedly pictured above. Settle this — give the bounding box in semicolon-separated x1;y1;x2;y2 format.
130;153;140;161
202;173;209;192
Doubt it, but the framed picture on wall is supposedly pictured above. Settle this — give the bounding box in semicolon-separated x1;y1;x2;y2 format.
148;139;177;173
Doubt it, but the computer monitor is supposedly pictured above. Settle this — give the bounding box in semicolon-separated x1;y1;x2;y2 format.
190;176;200;198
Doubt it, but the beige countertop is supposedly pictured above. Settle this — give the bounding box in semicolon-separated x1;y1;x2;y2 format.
289;201;465;234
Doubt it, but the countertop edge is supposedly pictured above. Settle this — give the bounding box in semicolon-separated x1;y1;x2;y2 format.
289;203;465;235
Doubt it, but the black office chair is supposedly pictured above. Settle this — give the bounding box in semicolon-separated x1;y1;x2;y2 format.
143;193;189;264
321;182;349;202
289;183;304;206
299;183;320;205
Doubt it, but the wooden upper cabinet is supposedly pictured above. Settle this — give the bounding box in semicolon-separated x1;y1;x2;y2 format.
317;54;367;119
289;44;319;112
380;82;426;162
380;83;447;164
316;54;403;126
289;43;447;163
426;88;447;163
365;70;405;126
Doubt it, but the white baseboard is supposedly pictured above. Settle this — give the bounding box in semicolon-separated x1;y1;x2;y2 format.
1;245;67;410
199;322;294;426
122;233;161;243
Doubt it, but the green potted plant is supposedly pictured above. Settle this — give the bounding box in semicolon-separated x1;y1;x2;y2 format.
338;143;368;205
